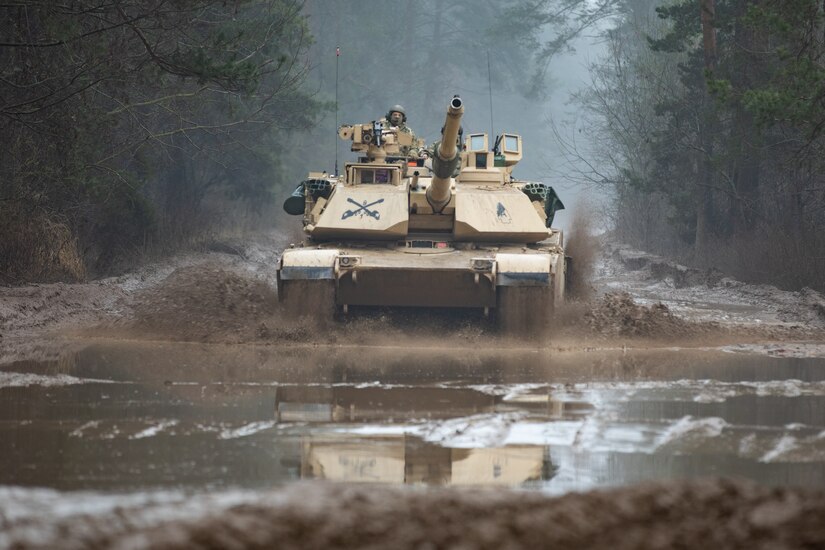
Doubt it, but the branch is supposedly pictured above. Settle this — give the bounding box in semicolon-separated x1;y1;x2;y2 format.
105;87;209;115
0;4;161;47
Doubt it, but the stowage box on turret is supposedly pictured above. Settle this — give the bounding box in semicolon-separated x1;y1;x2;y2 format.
277;96;567;334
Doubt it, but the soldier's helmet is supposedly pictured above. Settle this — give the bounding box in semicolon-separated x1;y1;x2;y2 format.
387;104;406;123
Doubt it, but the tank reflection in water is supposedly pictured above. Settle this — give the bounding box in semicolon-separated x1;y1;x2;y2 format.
2;341;825;493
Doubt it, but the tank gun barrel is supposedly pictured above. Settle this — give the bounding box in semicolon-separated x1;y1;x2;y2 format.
427;96;464;212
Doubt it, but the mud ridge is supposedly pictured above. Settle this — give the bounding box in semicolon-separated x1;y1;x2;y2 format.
2;479;824;549
583;291;700;338
131;265;279;343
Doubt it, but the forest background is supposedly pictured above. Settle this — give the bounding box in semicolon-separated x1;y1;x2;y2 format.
2;0;824;291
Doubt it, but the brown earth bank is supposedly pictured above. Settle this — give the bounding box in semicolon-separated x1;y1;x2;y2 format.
3;479;825;550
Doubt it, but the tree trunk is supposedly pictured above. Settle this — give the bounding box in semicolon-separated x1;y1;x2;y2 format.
700;0;717;71
695;0;717;265
730;0;761;236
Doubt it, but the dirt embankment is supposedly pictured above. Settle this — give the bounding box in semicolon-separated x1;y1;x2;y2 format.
2;479;824;549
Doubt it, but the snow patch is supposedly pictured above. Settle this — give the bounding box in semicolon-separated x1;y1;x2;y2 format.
219;421;277;439
0;371;114;388
464;383;548;398
655;416;727;449
69;421;100;437
417;413;524;448
131;420;179;440
761;435;798;462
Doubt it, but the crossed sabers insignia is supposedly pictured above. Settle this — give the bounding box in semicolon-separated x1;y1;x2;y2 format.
342;197;384;220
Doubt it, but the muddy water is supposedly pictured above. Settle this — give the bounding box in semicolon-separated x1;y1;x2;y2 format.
2;341;825;494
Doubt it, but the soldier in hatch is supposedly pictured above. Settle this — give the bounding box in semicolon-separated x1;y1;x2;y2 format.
382;104;420;156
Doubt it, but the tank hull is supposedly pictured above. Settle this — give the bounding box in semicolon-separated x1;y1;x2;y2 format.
277;236;565;314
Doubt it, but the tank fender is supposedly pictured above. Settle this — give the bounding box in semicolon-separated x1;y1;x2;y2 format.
495;253;552;287
279;249;339;280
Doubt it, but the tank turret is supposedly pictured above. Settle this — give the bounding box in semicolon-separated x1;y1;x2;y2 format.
427;96;464;213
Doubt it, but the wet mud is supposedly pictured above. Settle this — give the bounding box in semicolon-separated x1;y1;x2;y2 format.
101;267;825;351
3;236;823;367
3;480;825;549
131;265;280;342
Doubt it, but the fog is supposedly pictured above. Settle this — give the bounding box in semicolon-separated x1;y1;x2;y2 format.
284;1;608;234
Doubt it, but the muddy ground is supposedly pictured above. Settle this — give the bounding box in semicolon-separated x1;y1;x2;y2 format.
2;236;823;363
3;480;825;549
2;234;825;549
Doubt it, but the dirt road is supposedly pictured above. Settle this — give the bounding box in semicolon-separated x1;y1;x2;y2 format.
2;235;825;549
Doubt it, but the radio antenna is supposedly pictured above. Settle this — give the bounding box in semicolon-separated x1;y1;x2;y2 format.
334;45;340;176
487;50;495;149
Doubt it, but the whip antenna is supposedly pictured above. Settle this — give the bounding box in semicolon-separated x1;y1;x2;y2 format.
487;50;495;148
334;45;340;176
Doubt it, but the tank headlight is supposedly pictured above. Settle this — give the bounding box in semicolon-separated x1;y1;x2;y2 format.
471;258;494;271
339;255;359;268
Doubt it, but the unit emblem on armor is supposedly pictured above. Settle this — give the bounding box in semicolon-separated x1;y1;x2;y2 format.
342;197;384;220
496;202;512;224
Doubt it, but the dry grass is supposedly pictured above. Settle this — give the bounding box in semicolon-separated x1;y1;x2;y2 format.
0;210;86;284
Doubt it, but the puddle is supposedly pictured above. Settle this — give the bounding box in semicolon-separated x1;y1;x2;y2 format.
2;341;825;494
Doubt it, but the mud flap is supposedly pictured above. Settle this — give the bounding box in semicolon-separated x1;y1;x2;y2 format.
495;253;555;337
277;249;339;324
496;284;554;337
279;279;336;325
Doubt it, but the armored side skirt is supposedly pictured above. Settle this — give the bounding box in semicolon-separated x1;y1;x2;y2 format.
337;268;496;308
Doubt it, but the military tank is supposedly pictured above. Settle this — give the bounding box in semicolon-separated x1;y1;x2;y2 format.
277;96;567;333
